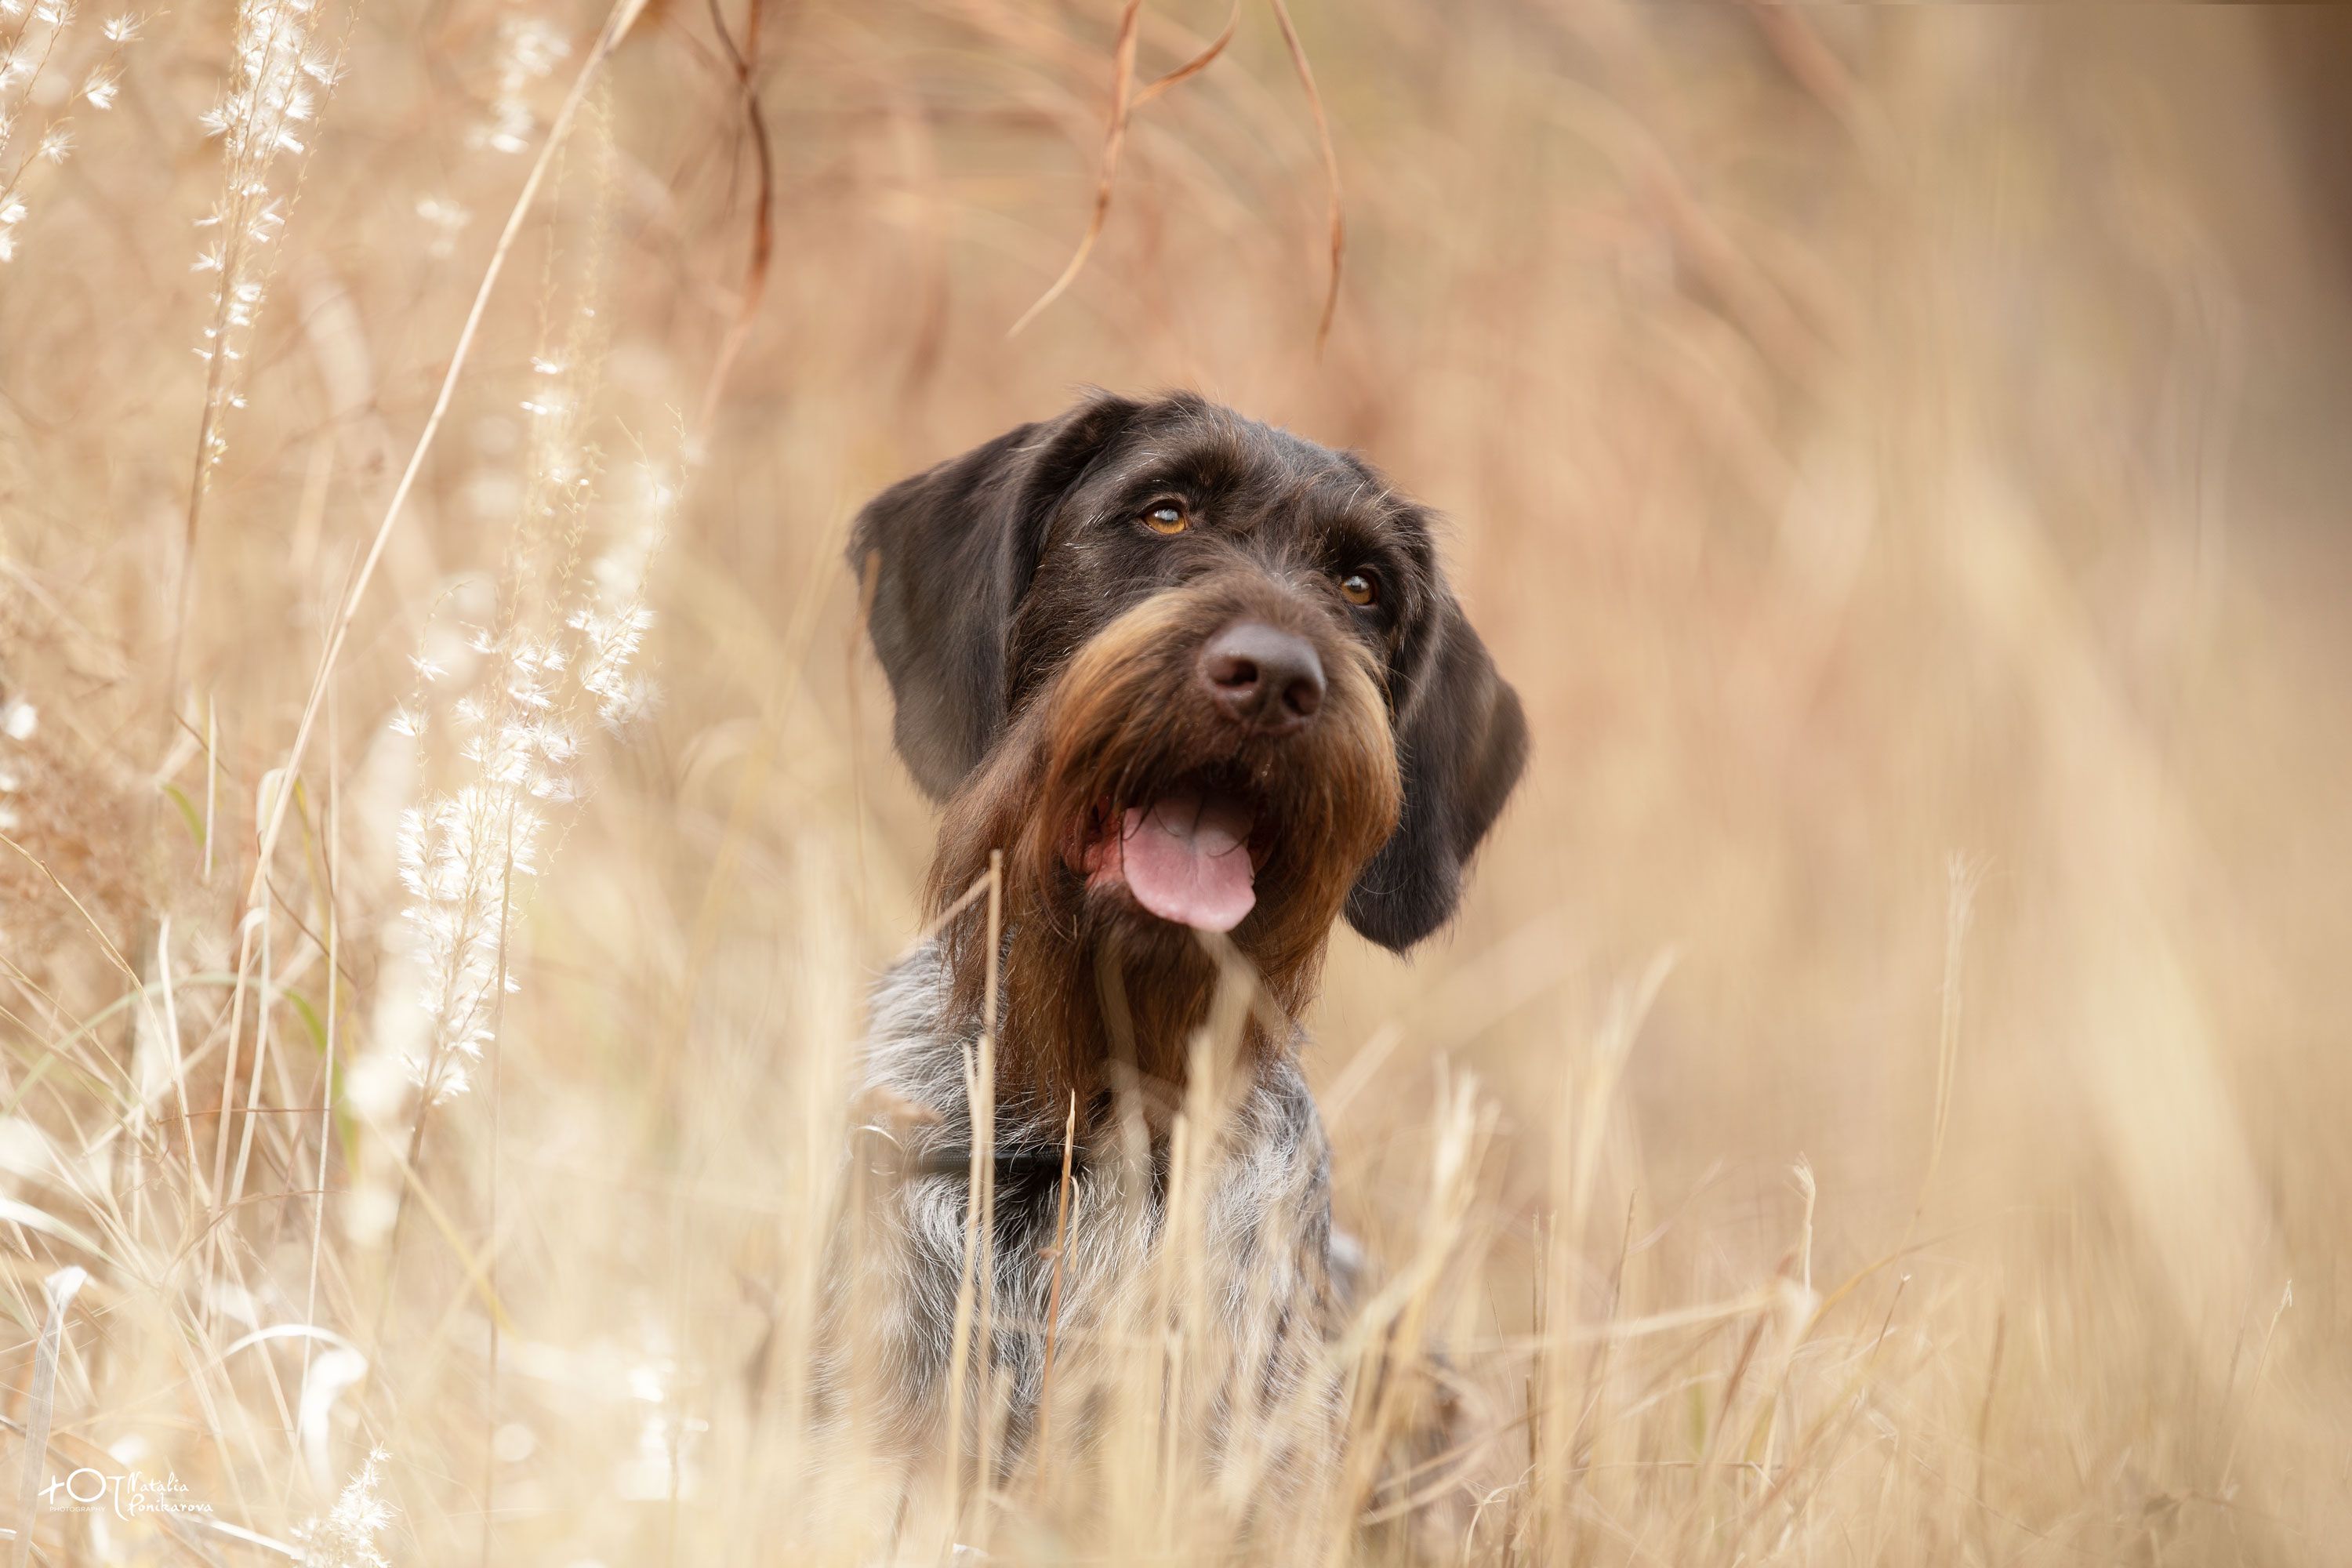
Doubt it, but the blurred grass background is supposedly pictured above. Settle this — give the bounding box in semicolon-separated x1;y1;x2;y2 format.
2;0;2350;1561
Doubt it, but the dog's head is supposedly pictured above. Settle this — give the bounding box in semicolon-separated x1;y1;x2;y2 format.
853;392;1526;1102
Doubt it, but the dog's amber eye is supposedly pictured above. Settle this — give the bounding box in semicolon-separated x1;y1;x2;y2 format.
1143;502;1189;535
1340;570;1379;607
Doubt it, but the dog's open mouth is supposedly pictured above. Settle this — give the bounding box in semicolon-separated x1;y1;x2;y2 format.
1075;785;1263;933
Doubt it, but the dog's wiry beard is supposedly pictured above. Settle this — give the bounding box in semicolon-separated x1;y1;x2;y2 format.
924;583;1401;1120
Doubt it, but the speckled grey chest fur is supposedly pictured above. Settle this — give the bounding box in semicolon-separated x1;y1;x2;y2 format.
822;942;1348;1478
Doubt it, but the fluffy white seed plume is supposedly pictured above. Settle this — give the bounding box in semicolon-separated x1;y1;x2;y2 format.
393;780;544;1102
473;12;568;154
571;604;655;729
0;0;140;261
191;0;336;463
381;448;670;1102
0;698;32;833
570;459;677;731
413;193;469;257
368;112;665;1120
201;0;321;159
294;1447;394;1568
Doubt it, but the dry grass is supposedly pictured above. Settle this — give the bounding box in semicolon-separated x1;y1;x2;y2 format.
2;0;2349;1562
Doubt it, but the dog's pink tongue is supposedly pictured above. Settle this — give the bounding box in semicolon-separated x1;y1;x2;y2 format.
1116;794;1256;932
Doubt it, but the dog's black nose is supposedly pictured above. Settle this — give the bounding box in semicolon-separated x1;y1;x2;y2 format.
1201;621;1324;732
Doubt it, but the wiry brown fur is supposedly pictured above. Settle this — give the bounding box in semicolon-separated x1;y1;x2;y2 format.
924;571;1399;1118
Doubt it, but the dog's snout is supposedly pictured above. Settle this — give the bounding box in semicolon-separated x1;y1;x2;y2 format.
1201;621;1325;733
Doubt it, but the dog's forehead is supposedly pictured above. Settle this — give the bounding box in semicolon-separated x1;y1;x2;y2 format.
1140;401;1356;481
1090;400;1413;538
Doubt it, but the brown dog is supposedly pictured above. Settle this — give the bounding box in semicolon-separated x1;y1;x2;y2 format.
826;391;1525;1504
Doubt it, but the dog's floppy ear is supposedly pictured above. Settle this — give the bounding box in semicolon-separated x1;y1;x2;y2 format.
850;395;1141;800
1345;594;1528;950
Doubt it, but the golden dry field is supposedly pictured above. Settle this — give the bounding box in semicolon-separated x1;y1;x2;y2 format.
2;0;2350;1562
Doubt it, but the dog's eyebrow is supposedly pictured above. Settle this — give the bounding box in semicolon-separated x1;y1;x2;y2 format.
1323;477;1406;541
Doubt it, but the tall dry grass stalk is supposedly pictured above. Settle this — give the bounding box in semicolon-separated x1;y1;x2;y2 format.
0;1;2346;1563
